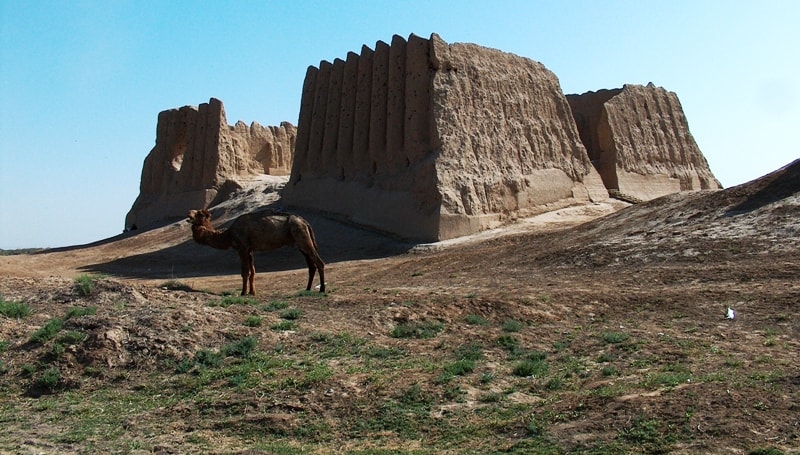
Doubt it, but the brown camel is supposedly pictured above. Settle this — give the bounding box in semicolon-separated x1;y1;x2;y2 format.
187;209;325;295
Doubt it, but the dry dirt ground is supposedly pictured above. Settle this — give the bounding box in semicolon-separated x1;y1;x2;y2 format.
1;161;799;454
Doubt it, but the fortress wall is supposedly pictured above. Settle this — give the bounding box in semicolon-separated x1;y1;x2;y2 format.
126;98;295;229
284;33;607;241
568;84;721;201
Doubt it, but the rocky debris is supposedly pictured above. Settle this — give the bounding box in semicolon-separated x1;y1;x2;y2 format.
567;84;721;201
125;98;295;230
283;33;609;241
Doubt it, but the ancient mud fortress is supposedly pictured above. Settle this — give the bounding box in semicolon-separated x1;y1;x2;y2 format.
127;33;720;241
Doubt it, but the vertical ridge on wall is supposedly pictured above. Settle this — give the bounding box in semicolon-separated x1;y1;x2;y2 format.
369;40;390;177
337;52;359;178
386;34;407;174
294;66;318;173
353;45;374;177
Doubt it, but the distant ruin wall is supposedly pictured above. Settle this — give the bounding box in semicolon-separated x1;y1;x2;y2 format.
125;98;295;229
568;84;721;201
283;33;608;241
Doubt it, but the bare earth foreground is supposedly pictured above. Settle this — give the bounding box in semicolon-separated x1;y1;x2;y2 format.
1;161;798;454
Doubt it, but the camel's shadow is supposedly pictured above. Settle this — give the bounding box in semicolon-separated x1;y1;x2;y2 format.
78;211;415;281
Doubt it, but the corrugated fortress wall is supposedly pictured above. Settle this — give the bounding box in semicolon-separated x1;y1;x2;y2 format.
283;33;608;241
568;84;721;202
284;34;441;240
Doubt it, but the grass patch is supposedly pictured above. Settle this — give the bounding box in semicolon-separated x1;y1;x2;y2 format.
66;306;97;319
390;320;443;339
617;416;676;452
453;342;484;361
271;320;296;331
602;331;630;344
220;336;258;358
0;299;32;318
464;314;489;326
502;319;524;332
279;308;303;320
512;359;549;378
496;334;520;353
244;315;262;327
263;300;290;311
34;367;62;391
74;274;103;297
29;318;64;344
443;359;475;376
57;331;87;345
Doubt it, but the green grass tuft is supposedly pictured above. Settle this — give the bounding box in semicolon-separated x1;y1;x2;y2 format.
391;321;443;339
66;306;97;319
29;318;64;344
0;299;32;318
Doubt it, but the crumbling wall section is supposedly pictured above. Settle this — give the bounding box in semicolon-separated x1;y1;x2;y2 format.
125;98;295;229
568;84;721;201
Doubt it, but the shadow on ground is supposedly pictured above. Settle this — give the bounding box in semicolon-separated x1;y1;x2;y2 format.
77;212;415;281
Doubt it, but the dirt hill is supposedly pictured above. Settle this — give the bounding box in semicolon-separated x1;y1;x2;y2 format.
0;160;798;454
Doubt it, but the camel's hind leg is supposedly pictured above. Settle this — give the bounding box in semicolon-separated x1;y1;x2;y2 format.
301;251;325;292
291;217;326;292
302;253;318;291
238;250;256;296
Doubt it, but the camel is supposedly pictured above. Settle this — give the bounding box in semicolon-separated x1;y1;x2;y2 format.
187;208;325;296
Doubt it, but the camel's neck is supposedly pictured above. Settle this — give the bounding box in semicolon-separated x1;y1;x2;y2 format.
191;224;232;250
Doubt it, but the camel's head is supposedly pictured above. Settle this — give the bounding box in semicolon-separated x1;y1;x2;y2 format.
187;209;213;227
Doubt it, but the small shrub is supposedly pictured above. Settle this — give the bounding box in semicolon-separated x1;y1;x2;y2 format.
57;331;87;345
0;299;32;318
221;336;257;358
513;358;548;378
51;343;66;358
464;314;489;326
30;318;64;344
264;300;290;311
74;274;102;297
602;365;620;377
597;352;616;363
279;308;302;320
65;306;96;319
244;316;262;327
502;319;524;332
545;377;564;390
454;342;484;361
176;358;194;373
20;363;36;377
271;320;296;331
213;295;257;307
0;340;9;353
496;334;520;352
194;349;222;368
36;368;62;390
603;331;630;344
391;320;443;339
444;359;475;376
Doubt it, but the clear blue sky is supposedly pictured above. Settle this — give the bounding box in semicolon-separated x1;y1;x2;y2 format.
1;1;798;248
